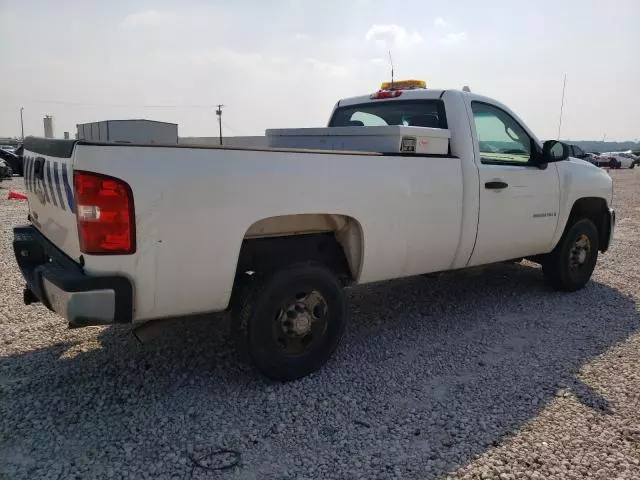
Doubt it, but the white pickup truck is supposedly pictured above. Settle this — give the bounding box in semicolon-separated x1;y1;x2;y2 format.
13;81;615;381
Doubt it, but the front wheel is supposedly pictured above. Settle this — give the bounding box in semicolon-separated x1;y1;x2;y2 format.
232;262;347;381
542;218;599;291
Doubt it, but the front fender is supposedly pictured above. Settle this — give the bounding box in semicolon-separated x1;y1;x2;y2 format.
553;160;613;250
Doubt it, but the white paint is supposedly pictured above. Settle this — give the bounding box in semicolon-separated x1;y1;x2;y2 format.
74;144;462;319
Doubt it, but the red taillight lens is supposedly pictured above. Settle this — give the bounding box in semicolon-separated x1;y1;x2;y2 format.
370;90;403;99
74;171;135;254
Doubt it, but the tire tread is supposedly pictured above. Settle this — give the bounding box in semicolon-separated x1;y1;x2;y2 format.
542;218;599;291
231;261;346;381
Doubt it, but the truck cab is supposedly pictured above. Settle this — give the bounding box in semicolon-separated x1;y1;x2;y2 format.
327;82;614;267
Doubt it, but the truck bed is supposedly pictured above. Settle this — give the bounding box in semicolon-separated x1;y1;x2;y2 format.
21;137;463;322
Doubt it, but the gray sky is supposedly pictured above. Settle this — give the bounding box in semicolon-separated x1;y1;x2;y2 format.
1;0;638;141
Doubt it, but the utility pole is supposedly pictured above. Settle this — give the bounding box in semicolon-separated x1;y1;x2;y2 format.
216;104;224;146
20;107;24;140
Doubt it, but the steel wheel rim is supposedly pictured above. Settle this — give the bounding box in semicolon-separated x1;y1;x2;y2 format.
568;234;591;271
272;288;329;356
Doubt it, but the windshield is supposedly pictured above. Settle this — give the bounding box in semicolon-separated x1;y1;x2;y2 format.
329;100;447;129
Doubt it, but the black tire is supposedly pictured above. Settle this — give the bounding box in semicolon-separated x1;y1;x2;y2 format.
542;218;599;292
232;262;347;381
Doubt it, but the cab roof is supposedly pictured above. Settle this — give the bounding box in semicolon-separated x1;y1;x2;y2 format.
336;88;446;107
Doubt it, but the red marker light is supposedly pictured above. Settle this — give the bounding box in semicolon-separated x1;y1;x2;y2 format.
370;90;403;100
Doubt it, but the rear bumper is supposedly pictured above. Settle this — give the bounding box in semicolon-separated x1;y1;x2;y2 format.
13;225;133;328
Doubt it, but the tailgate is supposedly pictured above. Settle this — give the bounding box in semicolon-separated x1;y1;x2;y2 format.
22;137;81;261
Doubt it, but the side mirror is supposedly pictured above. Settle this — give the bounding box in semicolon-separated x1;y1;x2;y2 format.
542;140;569;162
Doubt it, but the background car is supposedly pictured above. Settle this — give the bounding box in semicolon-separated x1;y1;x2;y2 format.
0;148;22;176
602;152;635;169
620;152;640;167
565;143;589;160
594;154;622;169
0;145;16;154
564;144;621;168
0;158;13;180
582;152;599;165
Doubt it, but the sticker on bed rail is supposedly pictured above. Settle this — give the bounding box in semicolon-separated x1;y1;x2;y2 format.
400;136;417;153
22;155;75;212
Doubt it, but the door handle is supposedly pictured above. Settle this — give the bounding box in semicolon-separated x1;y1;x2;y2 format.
485;181;508;190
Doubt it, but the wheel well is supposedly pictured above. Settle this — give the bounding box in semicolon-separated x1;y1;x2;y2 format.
568;197;611;251
236;233;352;285
237;214;364;284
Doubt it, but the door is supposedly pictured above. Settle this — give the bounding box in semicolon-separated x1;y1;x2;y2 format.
468;101;560;266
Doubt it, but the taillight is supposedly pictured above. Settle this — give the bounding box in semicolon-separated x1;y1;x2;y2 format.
74;171;135;254
370;90;403;99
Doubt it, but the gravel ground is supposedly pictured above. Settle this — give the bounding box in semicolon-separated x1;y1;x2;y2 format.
1;171;639;480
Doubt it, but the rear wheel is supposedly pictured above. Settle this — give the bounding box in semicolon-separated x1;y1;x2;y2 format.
232;262;347;381
542;218;599;291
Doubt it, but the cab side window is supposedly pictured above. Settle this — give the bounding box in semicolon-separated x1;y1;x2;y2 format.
471;102;532;165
